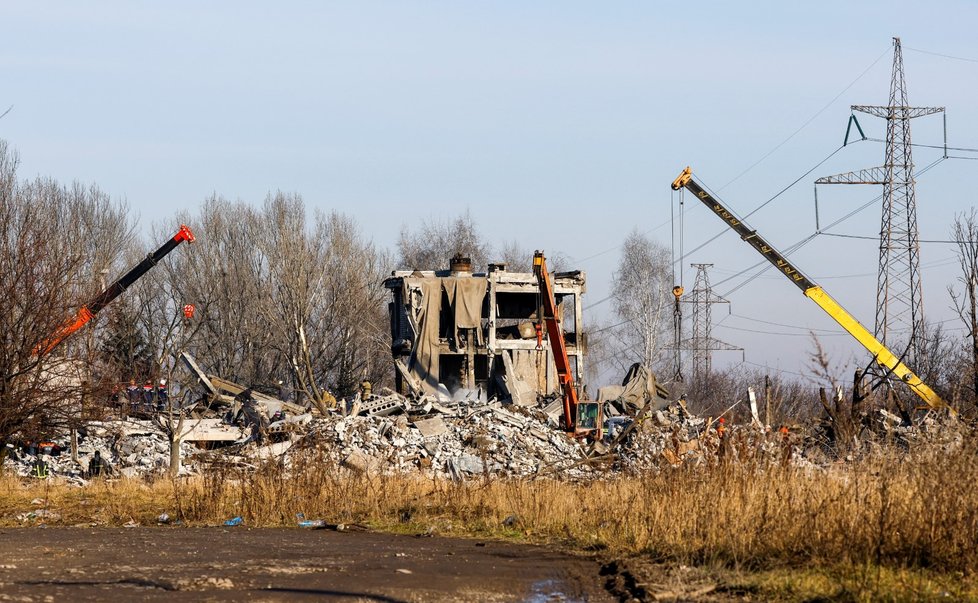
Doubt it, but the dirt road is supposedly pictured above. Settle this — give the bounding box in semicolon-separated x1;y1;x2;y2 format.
0;527;618;602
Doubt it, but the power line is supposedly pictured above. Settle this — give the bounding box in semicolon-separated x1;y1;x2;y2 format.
717;45;890;191
864;137;978;154
677;144;850;270
741;360;813;379
728;312;839;333
588;319;629;334
713;157;946;298
566;47;892;269
584;294;613;311
717;323;848;338
819;231;978;245
905;46;978;64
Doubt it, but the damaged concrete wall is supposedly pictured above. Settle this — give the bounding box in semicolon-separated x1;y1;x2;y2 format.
384;260;586;401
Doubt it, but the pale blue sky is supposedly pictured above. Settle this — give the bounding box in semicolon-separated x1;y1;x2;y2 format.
3;2;977;382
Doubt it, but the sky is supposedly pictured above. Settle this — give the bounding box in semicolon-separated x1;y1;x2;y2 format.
2;1;978;386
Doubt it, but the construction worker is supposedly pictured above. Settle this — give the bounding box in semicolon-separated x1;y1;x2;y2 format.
779;425;792;466
716;417;729;462
32;458;49;479
238;389;268;444
88;451;104;479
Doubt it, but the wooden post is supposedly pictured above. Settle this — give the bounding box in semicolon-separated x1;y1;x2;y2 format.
764;374;771;426
852;369;865;412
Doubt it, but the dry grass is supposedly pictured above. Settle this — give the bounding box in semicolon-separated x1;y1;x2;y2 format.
3;436;978;598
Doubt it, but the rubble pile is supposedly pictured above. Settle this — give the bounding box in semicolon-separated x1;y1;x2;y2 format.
615;407;710;471
293;395;594;479
7;378;959;486
0;388;804;484
3;421;200;483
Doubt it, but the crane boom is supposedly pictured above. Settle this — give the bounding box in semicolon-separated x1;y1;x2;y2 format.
533;251;601;437
671;167;952;414
533;251;580;431
37;225;196;357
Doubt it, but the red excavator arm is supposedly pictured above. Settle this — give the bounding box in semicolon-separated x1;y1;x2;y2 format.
37;225;195;356
533;251;600;438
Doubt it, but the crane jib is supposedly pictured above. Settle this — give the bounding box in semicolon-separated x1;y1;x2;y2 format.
688;184;816;293
673;167;953;415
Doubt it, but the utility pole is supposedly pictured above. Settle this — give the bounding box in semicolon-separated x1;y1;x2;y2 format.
816;37;943;368
688;263;741;377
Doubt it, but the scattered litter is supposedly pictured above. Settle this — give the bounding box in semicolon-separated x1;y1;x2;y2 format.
16;510;61;523
224;516;243;527
296;513;327;529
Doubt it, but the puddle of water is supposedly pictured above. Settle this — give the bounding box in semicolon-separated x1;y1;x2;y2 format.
524;579;585;603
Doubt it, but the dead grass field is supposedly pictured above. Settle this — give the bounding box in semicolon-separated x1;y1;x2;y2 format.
3;435;978;600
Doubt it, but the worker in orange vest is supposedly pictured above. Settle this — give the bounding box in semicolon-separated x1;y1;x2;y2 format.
779;425;792;465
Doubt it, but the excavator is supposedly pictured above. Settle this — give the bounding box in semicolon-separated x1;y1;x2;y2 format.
532;251;602;438
37;225;196;357
671;167;954;415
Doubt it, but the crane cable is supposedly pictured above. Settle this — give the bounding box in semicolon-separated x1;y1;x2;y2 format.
713;156;947;297
671;187;685;381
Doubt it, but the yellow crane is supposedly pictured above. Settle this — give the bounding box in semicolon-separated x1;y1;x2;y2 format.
671;167;954;415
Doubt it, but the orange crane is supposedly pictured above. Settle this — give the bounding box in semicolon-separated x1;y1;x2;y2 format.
533;251;601;438
37;225;195;357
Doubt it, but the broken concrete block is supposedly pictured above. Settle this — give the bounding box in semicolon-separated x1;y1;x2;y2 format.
248;441;293;460
413;417;448;438
359;395;406;417
541;398;564;422
654;410;672;427
423;441;440;457
454;454;485;474
341;451;376;474
491;408;527;429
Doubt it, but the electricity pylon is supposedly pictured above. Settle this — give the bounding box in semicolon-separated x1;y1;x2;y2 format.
688;263;741;377
815;37;943;367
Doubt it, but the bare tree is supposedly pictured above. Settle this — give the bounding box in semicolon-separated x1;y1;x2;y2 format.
254;195;389;409
157;198;278;387
310;210;391;397
609;230;672;373
137;195;391;412
496;240;533;272
949;209;978;404
398;210;491;271
0;140;131;459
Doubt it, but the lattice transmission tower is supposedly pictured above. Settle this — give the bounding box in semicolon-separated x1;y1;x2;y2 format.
688;264;741;377
816;37;943;367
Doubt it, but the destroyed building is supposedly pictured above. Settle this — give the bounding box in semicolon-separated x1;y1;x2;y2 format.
385;256;587;404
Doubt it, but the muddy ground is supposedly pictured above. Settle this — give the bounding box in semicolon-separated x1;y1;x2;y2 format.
0;527;632;602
